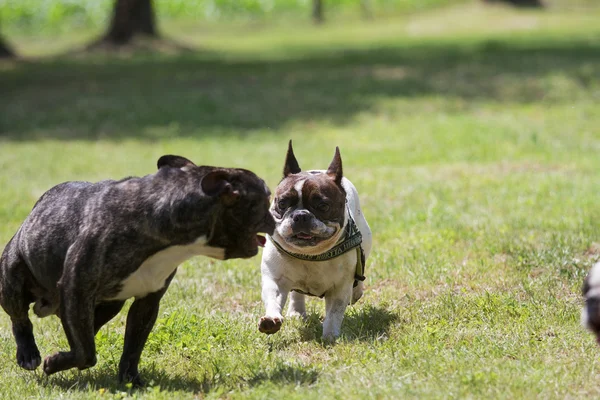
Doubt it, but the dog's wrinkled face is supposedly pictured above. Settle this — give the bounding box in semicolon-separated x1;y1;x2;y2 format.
270;141;347;255
157;156;275;259
582;262;600;344
210;168;276;259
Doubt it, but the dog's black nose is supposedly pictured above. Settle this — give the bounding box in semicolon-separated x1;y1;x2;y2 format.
292;210;311;223
291;210;313;232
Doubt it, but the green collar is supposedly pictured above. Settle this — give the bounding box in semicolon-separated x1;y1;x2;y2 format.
269;213;366;297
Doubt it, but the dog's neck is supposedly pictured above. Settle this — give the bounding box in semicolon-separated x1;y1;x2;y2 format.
269;211;366;296
269;210;362;262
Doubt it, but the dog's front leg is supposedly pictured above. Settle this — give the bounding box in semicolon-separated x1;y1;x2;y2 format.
118;272;175;387
322;284;353;342
258;276;288;335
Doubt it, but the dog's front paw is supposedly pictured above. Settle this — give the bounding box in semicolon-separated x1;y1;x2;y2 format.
118;360;146;388
43;350;92;375
119;370;145;388
258;316;283;334
43;352;68;375
16;346;41;370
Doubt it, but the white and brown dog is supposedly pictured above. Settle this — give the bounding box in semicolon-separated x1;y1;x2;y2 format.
582;261;600;344
258;141;372;341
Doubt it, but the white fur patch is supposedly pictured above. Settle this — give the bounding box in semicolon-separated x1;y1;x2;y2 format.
587;262;600;293
582;307;590;328
293;179;305;208
582;262;600;329
109;236;224;300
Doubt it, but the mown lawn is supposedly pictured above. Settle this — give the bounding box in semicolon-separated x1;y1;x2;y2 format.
1;2;600;399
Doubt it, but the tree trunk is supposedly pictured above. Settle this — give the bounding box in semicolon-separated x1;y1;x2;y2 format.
104;0;158;45
312;0;324;24
483;0;544;7
0;37;13;58
0;21;14;58
361;0;373;20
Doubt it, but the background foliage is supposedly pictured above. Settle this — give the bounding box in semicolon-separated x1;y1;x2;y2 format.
0;0;466;32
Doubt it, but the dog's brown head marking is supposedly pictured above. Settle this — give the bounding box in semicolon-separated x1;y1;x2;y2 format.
272;141;347;250
275;140;346;222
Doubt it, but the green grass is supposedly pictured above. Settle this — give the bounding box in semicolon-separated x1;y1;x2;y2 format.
1;2;600;398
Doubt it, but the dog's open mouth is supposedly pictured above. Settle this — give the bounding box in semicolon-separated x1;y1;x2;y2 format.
294;233;314;240
256;235;267;247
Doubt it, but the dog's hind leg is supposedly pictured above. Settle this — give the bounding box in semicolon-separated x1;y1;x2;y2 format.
43;287;97;375
323;284;352;341
0;240;42;370
287;291;306;318
43;241;98;375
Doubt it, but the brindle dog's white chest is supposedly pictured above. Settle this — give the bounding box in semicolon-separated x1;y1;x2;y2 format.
109;236;225;300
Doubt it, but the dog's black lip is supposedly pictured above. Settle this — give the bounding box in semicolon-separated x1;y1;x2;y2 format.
285;234;327;247
294;233;315;239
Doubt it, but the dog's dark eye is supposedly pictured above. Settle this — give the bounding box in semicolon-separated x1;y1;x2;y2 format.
277;198;290;210
317;203;330;212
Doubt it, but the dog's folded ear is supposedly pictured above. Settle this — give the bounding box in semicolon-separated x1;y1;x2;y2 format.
201;170;239;206
283;140;302;177
326;147;343;185
157;155;197;170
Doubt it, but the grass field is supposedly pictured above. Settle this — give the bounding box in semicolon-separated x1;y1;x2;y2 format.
1;1;600;399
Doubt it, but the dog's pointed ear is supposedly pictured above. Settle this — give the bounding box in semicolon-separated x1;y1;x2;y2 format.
326;146;343;185
283;140;301;177
157;155;196;170
201;170;239;206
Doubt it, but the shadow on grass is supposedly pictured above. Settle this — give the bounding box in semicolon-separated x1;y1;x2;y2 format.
37;364;208;394
293;304;399;342
342;304;399;341
1;36;599;140
34;357;319;394
247;362;319;388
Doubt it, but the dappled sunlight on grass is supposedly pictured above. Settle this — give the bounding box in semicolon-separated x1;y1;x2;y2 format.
2;4;599;142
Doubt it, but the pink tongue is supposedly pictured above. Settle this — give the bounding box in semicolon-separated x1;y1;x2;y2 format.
257;235;267;247
297;234;313;240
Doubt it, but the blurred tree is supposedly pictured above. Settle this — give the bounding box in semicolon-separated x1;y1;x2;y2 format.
312;0;373;24
361;0;373;20
483;0;544;7
0;39;13;58
0;23;14;58
101;0;158;45
313;0;324;24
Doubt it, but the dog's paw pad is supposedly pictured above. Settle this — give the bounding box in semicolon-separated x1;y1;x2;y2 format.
42;353;65;375
42;356;54;375
119;371;145;388
17;349;41;370
258;316;282;334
